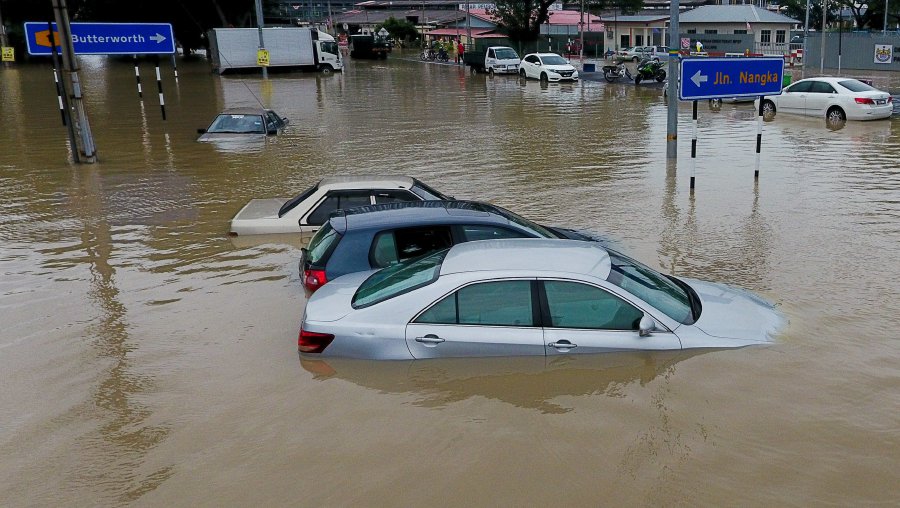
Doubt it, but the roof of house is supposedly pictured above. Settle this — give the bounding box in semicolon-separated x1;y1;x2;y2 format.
602;15;669;23
467;8;601;26
679;5;800;24
334;9;464;24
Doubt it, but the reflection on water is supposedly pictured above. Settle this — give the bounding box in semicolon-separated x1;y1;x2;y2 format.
300;350;711;414
1;53;900;505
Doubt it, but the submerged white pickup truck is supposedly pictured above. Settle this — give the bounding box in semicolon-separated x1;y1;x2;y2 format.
464;46;521;75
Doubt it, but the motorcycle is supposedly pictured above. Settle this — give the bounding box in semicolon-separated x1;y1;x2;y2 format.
436;48;449;62
601;61;632;83
633;59;666;85
420;47;436;61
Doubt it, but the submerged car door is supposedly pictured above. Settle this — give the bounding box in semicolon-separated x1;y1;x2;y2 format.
805;80;838;117
405;280;545;359
539;280;681;355
778;80;812;114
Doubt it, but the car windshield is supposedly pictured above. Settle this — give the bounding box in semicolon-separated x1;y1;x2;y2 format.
838;80;877;93
306;222;341;265
541;55;568;65
605;250;694;324
352;250;447;308
495;48;518;60
487;204;558;238
207;114;265;134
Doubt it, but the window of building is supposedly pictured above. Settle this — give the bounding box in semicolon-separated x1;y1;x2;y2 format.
761;30;772;43
776;30;786;43
686;29;697;34
704;29;718;34
734;29;747;34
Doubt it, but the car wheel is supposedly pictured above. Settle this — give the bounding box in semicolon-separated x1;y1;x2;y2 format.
320;65;333;74
540;72;548;83
520;68;527;78
826;106;846;123
633;56;640;63
489;67;495;77
761;99;776;118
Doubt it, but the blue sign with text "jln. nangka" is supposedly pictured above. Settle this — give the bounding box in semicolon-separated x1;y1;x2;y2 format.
679;57;784;101
25;22;175;56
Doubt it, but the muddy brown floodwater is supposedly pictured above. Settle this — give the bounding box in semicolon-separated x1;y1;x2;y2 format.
1;54;899;506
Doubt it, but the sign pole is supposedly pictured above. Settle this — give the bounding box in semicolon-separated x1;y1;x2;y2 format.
666;0;680;159
0;1;10;68
255;0;268;79
154;56;166;120
171;54;179;84
755;96;764;181
51;0;97;163
820;0;827;75
690;100;697;191
48;21;76;149
133;55;143;98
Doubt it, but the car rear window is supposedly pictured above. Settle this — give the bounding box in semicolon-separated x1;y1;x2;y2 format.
306;222;341;266
278;183;318;217
838;80;877;93
352;250;447;309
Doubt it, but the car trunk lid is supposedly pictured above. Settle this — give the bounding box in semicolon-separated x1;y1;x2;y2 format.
304;271;374;322
233;198;289;221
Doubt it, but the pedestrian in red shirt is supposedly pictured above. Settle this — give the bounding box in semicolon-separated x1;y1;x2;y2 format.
457;40;465;65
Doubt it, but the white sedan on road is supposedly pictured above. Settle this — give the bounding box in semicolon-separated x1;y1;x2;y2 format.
519;53;579;82
756;77;894;122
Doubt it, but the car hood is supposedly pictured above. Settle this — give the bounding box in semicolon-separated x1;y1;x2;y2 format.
198;132;266;141
545;65;576;73
685;279;786;343
305;270;376;322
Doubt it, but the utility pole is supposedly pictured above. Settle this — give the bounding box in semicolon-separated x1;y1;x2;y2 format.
884;0;889;35
666;0;679;159
820;0;827;75
465;0;471;44
803;0;810;42
51;0;97;163
255;0;267;79
579;0;585;62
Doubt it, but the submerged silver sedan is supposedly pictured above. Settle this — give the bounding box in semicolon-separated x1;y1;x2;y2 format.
299;240;786;359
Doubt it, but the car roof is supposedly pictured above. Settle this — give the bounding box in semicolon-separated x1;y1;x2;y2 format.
220;107;271;116
318;175;415;191
440;239;612;279
328;200;516;233
534;52;562;57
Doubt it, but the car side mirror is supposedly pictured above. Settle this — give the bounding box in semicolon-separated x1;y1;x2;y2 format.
197;128;207;134
638;314;657;337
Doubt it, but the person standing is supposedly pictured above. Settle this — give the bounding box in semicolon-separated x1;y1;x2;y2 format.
457;40;465;65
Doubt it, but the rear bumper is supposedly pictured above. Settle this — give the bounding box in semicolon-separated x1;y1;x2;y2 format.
846;105;893;120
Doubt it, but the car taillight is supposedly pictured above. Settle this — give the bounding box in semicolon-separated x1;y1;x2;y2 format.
303;269;328;292
298;328;335;353
855;97;875;105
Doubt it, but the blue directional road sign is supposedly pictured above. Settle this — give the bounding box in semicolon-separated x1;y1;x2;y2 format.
25;22;175;56
679;57;784;101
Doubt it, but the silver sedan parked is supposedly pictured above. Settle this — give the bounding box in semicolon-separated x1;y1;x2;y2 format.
299;240;786;359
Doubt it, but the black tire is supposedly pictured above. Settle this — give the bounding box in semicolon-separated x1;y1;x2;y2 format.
488;67;495;77
604;71;615;83
761;99;776;117
320;65;333;74
826;106;846;123
634;74;642;85
519;68;527;79
655;69;666;82
540;72;548;83
633;56;640;63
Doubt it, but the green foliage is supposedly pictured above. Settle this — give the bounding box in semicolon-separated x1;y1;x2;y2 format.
376;17;419;42
489;0;559;44
588;0;644;15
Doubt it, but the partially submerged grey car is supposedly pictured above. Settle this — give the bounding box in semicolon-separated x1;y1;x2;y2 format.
299;239;786;359
197;107;288;142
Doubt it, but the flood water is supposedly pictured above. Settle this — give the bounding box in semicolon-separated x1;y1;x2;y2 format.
2;54;899;506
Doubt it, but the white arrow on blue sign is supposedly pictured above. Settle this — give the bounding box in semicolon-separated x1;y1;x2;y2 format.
679;57;785;101
25;22;176;56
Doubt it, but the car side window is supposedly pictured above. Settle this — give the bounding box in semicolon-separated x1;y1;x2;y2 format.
416;281;533;327
487;48;495;59
394;226;453;262
526;55;538;64
460;225;530;242
372;190;418;204
370;231;400;267
543;281;643;330
787;81;813;93
305;191;372;225
810;81;836;94
266;112;282;128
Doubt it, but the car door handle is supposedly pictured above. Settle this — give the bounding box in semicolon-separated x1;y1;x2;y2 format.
415;334;445;344
548;340;577;349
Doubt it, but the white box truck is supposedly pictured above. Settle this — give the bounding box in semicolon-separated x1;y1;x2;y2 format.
208;27;343;74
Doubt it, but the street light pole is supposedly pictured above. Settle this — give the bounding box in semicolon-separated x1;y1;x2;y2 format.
666;0;679;159
255;0;267;79
465;0;471;44
820;0;827;75
884;0;889;35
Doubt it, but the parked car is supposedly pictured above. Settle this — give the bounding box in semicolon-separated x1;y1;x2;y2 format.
229;176;451;235
299;200;606;292
298;239;786;359
615;46;668;63
755;77;893;123
519;53;579;82
197;107;288;141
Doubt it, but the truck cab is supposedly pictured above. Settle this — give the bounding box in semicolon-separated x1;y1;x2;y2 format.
465;46;520;75
315;32;344;72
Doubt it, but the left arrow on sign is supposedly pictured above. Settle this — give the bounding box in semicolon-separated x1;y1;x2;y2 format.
150;33;167;44
690;70;708;87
